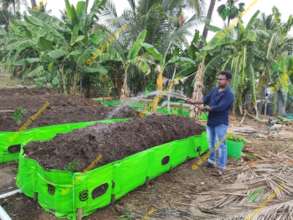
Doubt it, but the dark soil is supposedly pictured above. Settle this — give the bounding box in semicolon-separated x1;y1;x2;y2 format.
0;88;138;131
26;115;204;171
0;194;59;220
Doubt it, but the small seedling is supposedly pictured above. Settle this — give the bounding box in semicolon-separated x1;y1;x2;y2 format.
247;187;265;203
11;107;27;125
118;209;134;220
64;160;80;172
227;133;247;143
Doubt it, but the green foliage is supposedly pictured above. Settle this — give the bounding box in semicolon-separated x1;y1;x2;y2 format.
11;107;27;125
141;43;162;62
1;0;109;95
272;56;293;93
202;8;293;114
227;133;247;143
64;160;80;172
1;0;292;116
217;0;245;25
128;30;147;60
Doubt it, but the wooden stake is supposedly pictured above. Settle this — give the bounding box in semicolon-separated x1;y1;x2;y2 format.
77;208;83;220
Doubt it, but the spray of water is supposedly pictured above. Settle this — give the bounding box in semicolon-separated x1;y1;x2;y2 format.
106;90;191;118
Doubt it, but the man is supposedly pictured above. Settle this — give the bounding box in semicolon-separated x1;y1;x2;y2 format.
188;71;234;174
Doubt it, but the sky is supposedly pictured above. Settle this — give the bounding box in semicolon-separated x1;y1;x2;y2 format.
45;0;293;39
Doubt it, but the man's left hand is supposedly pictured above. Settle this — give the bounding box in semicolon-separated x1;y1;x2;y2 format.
204;105;211;111
199;105;211;112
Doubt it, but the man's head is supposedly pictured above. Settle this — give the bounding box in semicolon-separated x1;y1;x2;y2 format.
217;71;232;88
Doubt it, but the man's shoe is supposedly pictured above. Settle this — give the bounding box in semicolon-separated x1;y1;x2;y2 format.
217;169;224;176
204;162;215;168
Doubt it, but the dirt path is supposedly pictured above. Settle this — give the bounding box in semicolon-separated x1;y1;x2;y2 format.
0;163;17;193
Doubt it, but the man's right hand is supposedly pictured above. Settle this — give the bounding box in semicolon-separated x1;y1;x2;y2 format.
185;99;203;105
185;98;195;104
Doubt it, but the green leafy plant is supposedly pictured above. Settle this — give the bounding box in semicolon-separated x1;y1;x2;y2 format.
1;0;108;95
217;0;245;26
11;107;27;125
227;133;246;143
64;160;80;172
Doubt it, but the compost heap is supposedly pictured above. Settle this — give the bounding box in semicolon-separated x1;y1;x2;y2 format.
0;88;138;131
25;115;204;171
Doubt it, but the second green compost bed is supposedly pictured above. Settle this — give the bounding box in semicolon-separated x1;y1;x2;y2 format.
0;118;128;164
96;98;208;120
17;117;209;220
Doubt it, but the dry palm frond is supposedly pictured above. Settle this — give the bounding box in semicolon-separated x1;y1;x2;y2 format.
189;152;293;219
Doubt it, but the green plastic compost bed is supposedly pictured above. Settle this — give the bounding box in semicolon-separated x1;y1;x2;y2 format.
17;132;209;220
0;119;129;164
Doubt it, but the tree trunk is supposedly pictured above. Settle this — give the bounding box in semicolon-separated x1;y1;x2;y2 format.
12;0;16;15
190;60;205;118
30;0;37;8
120;67;130;99
70;71;80;95
59;65;67;95
16;0;21;15
167;66;176;111
277;90;287;116
151;66;163;112
201;0;216;45
190;0;216;117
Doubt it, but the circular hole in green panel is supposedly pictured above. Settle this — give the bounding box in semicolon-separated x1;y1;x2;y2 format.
48;184;55;195
8;144;21;153
195;146;201;153
161;156;170;165
92;183;109;199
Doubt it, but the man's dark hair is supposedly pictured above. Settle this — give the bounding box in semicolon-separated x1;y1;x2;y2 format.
219;71;232;80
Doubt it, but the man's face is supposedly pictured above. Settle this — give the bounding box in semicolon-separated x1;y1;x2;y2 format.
217;74;229;88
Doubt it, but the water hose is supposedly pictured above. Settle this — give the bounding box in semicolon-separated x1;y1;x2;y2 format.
0;189;21;200
0;205;11;220
0;190;22;219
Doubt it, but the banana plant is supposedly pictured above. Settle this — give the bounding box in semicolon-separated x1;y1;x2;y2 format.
142;42;195;112
203;11;261;115
256;7;293;97
198;8;292;116
95;29;150;98
271;56;293;115
118;30;150;98
188;11;262;116
1;0;109;95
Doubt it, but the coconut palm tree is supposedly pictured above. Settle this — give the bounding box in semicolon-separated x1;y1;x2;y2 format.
100;0;199;53
201;0;216;45
100;0;200;97
0;0;23;28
